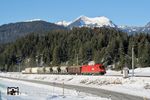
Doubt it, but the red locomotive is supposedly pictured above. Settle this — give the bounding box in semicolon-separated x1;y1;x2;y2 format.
81;64;106;75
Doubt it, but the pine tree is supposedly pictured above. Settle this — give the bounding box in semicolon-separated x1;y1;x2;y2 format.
52;46;60;66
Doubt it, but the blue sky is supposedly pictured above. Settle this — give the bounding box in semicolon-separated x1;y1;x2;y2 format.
0;0;150;26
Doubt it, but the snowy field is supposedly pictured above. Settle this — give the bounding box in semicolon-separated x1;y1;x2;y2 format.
106;67;150;76
0;78;108;100
0;67;150;99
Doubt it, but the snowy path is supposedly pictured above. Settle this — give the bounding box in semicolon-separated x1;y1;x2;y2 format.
0;76;149;100
0;78;108;100
1;72;150;98
0;67;150;100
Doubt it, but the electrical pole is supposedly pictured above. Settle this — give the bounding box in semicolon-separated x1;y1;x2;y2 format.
40;54;44;67
132;46;134;77
0;90;2;100
17;56;21;72
62;82;64;97
19;62;20;72
77;54;78;66
75;50;79;66
53;82;55;96
36;55;38;67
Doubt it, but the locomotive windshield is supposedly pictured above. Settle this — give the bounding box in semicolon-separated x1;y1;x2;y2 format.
100;65;105;69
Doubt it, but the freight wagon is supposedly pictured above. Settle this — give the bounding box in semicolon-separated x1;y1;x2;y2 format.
22;63;106;75
60;66;68;74
67;66;81;74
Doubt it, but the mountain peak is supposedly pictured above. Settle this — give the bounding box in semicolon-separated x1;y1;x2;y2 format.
145;22;150;27
68;16;116;28
55;20;71;27
95;16;110;20
25;19;43;22
77;15;89;20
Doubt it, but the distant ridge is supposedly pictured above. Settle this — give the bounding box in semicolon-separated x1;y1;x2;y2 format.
0;20;66;43
55;15;150;34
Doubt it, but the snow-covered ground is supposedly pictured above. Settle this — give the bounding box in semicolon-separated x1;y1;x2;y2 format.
0;67;150;99
133;67;150;76
106;67;150;76
0;78;108;100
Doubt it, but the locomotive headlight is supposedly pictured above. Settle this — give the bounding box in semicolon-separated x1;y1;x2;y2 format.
92;68;94;70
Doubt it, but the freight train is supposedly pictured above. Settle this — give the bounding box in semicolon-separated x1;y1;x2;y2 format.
22;63;106;75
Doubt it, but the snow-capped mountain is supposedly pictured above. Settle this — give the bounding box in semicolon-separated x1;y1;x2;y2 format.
24;19;43;22
56;16;117;28
145;22;150;27
55;20;71;27
119;22;150;34
142;22;150;32
55;15;150;34
69;16;117;28
118;25;142;34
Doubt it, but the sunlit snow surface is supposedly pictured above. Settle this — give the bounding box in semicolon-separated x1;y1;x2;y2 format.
0;78;108;100
0;67;150;99
55;15;116;28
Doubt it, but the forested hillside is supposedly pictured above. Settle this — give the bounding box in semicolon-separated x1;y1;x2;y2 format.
0;27;150;71
0;20;66;43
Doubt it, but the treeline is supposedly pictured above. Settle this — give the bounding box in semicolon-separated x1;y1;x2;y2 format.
0;27;150;71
